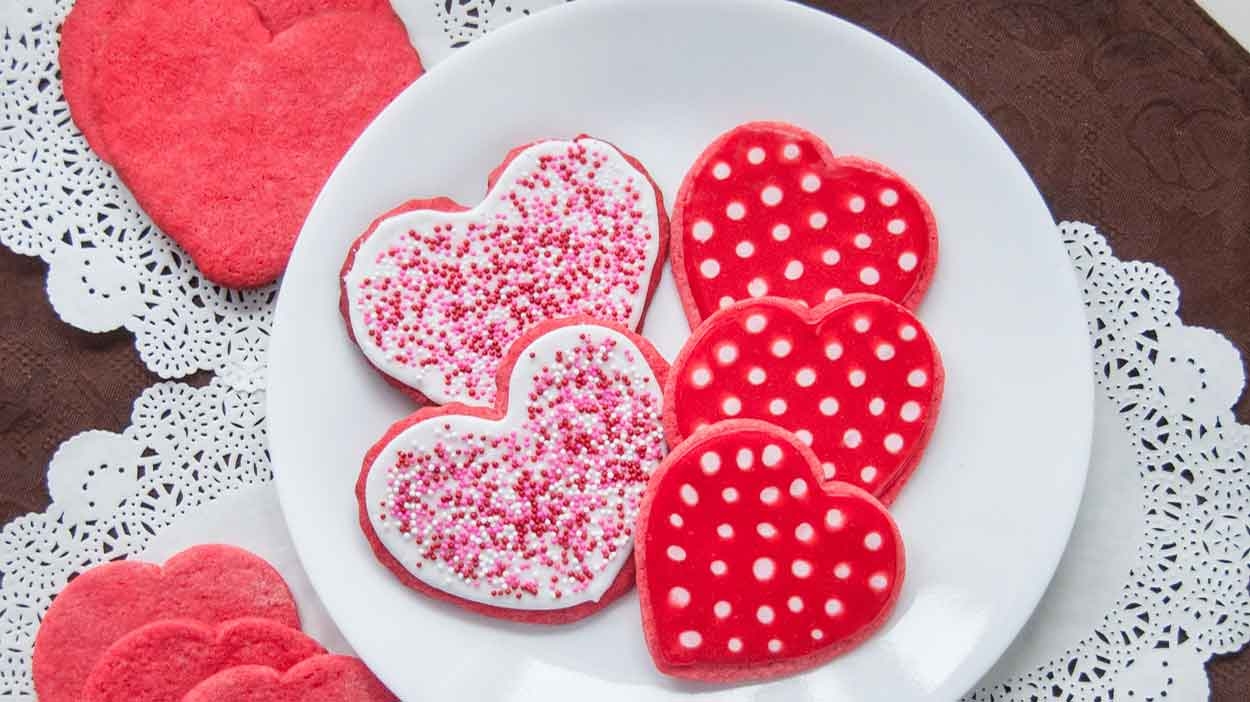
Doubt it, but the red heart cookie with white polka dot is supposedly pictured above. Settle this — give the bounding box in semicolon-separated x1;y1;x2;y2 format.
664;294;943;505
636;420;904;682
357;317;669;624
671;121;937;326
341;136;668;406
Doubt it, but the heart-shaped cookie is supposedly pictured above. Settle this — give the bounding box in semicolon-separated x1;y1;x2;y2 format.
671;121;937;326
60;0;423;286
83;618;325;702
33;545;300;702
664;295;943;504
184;656;396;702
357;317;669;623
341;137;668;406
636;420;904;682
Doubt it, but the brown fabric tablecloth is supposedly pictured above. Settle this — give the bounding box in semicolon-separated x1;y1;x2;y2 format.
0;0;1246;697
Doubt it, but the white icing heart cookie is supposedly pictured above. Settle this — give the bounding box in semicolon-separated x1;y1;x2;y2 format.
357;317;669;623
340;137;668;406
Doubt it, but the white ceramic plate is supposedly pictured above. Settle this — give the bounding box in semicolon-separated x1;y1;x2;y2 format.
268;0;1094;699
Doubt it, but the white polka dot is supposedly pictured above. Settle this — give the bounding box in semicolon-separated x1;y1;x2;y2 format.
802;174;822;192
736;240;756;257
809;211;828;229
680;484;699;506
870;573;890;591
717;523;734;539
717;343;738;364
792;559;813;578
760;486;781;505
747;278;768;298
843;429;862;448
825;342;843;360
825;509;845;530
908;369;928;387
787;595;805;613
811;629;825;640
821;248;840;265
824;288;843;302
692;220;714;242
757;605;775;624
700;451;721;475
789;478;808;498
691;367;712;387
700;259;720;278
794;429;813;446
711;560;728;575
768;639;783;653
795;523;814;542
899;251;918;271
783;143;801;159
722;487;739;503
849;369;867;387
771;339;792;357
865;532;884;551
736;448;754;469
713;162;731;179
821;462;837;479
715;601;732;618
834;563;852;579
669;587;691;607
825;598;844;616
784;260;804;280
761;185;783;206
876;343;896;360
756;522;778;538
854;233;872;249
772;223;791;241
679;631;702;648
719;295;735;309
820;397;839;416
728;637;743;652
869;397;885;416
745;314;767;333
884;433;904;453
761;444;783;467
795;368;817;387
860;267;881;285
887;218;907;234
722;397;742;416
853;317;871;333
748;147;766;164
901;401;922;422
880;188;899;206
900;324;918;341
861;465;878;483
669;513;683;528
753;559;776;582
748;367;767;385
667;545;687;562
726;202;746;220
768;398;787;416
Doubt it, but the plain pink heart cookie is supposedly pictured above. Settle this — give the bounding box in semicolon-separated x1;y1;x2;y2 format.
636;420;904;682
33;545;300;702
664;295;943;504
671;121;938;326
59;0;423;287
82;618;325;702
357;317;669;623
183;656;397;702
340;136;669;406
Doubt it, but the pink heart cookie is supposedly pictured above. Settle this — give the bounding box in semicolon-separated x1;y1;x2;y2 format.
357;317;669;623
664;295;943;504
183;655;396;702
671;121;937;326
340;136;669;406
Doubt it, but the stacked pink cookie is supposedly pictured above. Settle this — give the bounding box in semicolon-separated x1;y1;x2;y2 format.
341;123;944;683
33;545;395;701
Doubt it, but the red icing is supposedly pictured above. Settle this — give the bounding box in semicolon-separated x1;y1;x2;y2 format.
671;121;937;326
59;0;424;287
636;420;904;682
183;655;396;702
664;295;943;505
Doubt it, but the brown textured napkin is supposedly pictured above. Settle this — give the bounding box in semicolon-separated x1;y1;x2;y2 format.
0;0;1246;695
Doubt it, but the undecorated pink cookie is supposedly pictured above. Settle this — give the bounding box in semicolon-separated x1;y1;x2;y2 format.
33;545;300;702
183;655;397;702
82;618;324;702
